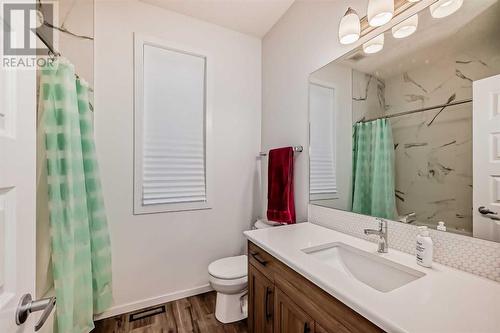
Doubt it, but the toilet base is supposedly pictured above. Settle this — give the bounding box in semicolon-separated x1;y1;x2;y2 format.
214;290;248;324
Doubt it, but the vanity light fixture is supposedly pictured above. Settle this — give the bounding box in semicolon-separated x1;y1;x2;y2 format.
339;7;361;45
392;14;418;39
430;0;464;18
363;33;384;54
367;0;394;27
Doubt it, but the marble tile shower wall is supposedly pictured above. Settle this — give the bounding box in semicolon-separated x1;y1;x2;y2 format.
352;70;385;123
309;204;500;282
353;51;500;235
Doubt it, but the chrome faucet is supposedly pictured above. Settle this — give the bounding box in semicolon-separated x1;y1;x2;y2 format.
364;218;388;253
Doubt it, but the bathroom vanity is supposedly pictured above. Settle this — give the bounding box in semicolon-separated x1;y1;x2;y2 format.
248;241;382;333
245;223;500;333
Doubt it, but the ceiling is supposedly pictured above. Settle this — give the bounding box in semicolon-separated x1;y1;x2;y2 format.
140;0;296;37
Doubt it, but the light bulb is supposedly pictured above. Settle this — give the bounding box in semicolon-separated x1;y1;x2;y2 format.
392;14;418;39
367;0;394;27
363;34;384;54
338;7;361;45
430;0;463;18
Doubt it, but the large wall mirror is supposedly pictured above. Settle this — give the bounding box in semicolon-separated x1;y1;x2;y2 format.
309;0;500;242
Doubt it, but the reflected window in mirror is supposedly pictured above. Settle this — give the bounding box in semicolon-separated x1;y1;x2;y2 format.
309;82;338;202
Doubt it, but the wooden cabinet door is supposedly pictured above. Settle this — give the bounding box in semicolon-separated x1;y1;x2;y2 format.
274;289;314;333
248;264;274;333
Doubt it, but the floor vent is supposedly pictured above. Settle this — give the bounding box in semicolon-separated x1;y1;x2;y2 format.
129;305;166;322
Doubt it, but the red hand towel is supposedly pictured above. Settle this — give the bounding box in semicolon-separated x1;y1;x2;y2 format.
267;147;296;224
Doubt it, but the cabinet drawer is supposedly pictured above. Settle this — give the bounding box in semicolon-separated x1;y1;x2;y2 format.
248;242;277;282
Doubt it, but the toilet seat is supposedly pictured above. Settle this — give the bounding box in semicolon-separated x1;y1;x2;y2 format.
208;255;247;280
209;275;248;292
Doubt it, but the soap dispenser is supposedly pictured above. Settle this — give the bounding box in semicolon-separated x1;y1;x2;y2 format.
437;221;446;231
416;226;433;268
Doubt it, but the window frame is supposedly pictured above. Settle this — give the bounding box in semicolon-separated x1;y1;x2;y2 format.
133;33;213;214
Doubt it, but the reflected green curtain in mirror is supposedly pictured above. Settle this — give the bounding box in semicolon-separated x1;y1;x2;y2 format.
352;119;396;220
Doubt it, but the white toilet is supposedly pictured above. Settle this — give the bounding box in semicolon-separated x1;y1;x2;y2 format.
208;219;279;323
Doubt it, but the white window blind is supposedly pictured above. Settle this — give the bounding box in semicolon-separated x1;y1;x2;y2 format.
309;83;338;200
134;36;210;214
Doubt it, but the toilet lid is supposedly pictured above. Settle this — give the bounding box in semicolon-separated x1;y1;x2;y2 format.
208;255;247;279
254;219;280;229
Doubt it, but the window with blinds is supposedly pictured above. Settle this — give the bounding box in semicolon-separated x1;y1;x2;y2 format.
309;82;338;201
134;35;210;214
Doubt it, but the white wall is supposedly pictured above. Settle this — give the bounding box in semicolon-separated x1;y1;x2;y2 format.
94;0;261;317
261;0;367;221
262;0;435;221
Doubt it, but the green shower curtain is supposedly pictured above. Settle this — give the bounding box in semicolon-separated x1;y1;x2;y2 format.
352;119;396;220
39;59;112;333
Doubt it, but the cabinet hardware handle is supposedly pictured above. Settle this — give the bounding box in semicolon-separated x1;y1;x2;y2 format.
303;322;310;333
264;287;272;320
250;251;268;266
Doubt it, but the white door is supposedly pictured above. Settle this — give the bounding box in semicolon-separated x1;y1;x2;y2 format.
473;74;500;242
0;1;39;331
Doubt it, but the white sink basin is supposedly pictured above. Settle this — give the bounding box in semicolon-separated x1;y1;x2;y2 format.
302;242;425;292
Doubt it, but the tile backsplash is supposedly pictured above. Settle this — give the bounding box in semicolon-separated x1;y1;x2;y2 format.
309;204;500;282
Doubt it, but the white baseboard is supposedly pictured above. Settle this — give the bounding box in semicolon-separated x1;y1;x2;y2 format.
94;284;213;320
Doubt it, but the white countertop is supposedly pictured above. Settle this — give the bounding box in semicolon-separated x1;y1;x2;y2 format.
244;222;500;333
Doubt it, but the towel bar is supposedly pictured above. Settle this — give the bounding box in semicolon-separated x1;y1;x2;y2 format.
259;146;303;157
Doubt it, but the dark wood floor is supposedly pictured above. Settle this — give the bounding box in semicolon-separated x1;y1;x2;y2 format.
93;291;248;333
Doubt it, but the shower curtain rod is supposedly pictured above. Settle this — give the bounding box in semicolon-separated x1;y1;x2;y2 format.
36;31;94;111
36;31;61;57
359;98;472;123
